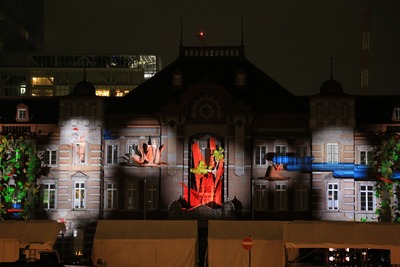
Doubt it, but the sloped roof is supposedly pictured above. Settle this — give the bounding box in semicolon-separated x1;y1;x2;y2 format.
109;46;308;115
355;95;400;124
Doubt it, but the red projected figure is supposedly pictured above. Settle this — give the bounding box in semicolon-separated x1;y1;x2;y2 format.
181;136;224;208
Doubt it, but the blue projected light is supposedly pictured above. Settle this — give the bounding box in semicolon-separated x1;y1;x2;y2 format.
271;154;400;179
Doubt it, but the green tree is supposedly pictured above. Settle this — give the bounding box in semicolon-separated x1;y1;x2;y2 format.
0;134;41;219
371;132;400;222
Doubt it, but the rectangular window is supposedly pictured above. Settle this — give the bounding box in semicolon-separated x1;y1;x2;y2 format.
295;183;308;211
254;183;267;210
327;143;339;163
360;185;374;211
18;109;27;120
295;145;307;165
236;73;246;86
255;145;267;165
90;106;96;117
173;74;182;86
31;76;54;86
274;182;287;210
65;106;71;117
42;184;56;209
327;183;339;210
330;106;336;117
343;106;349;117
78;106;84;117
146;181;159;210
75;143;86;164
107;183;118;209
360;150;373;165
275;145;287;155
107;145;118;165
127;182;139;210
44;150;57;165
317;106;323;117
74;182;85;209
394;108;400;120
127;143;138;159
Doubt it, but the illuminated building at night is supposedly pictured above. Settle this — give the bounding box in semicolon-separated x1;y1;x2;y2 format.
0;44;400;257
0;52;159;97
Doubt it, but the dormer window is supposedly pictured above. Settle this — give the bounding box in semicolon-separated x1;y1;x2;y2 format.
393;107;400;121
236;70;246;86
16;103;29;122
172;70;182;87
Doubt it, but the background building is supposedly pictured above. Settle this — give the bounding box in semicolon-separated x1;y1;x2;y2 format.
0;52;160;96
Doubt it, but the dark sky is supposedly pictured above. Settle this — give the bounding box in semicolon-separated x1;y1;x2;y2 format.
44;0;400;96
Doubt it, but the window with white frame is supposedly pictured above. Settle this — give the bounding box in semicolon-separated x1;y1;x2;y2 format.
42;183;56;209
127;144;134;159
146;181;159;210
126;139;139;159
44;149;57;165
18;109;27;120
106;144;118;165
394;108;400;120
274;181;287;210
360;150;373;165
327;143;339;163
74;182;86;209
16;103;29;122
106;183;118;209
295;183;308;211
255;145;267;165
126;181;139;210
74;142;86;164
275;145;287;155
360;184;374;211
327;183;339;210
254;182;268;210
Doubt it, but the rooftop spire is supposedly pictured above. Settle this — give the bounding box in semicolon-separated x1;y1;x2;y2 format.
180;16;183;47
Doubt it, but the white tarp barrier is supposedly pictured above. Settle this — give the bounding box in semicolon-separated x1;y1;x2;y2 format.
284;221;400;265
92;220;198;267
207;220;286;267
0;220;65;262
0;220;65;250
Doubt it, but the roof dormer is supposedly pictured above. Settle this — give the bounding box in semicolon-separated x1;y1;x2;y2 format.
16;103;29;122
172;70;183;89
393;106;400;122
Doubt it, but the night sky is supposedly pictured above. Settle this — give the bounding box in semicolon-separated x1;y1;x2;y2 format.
44;0;400;96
